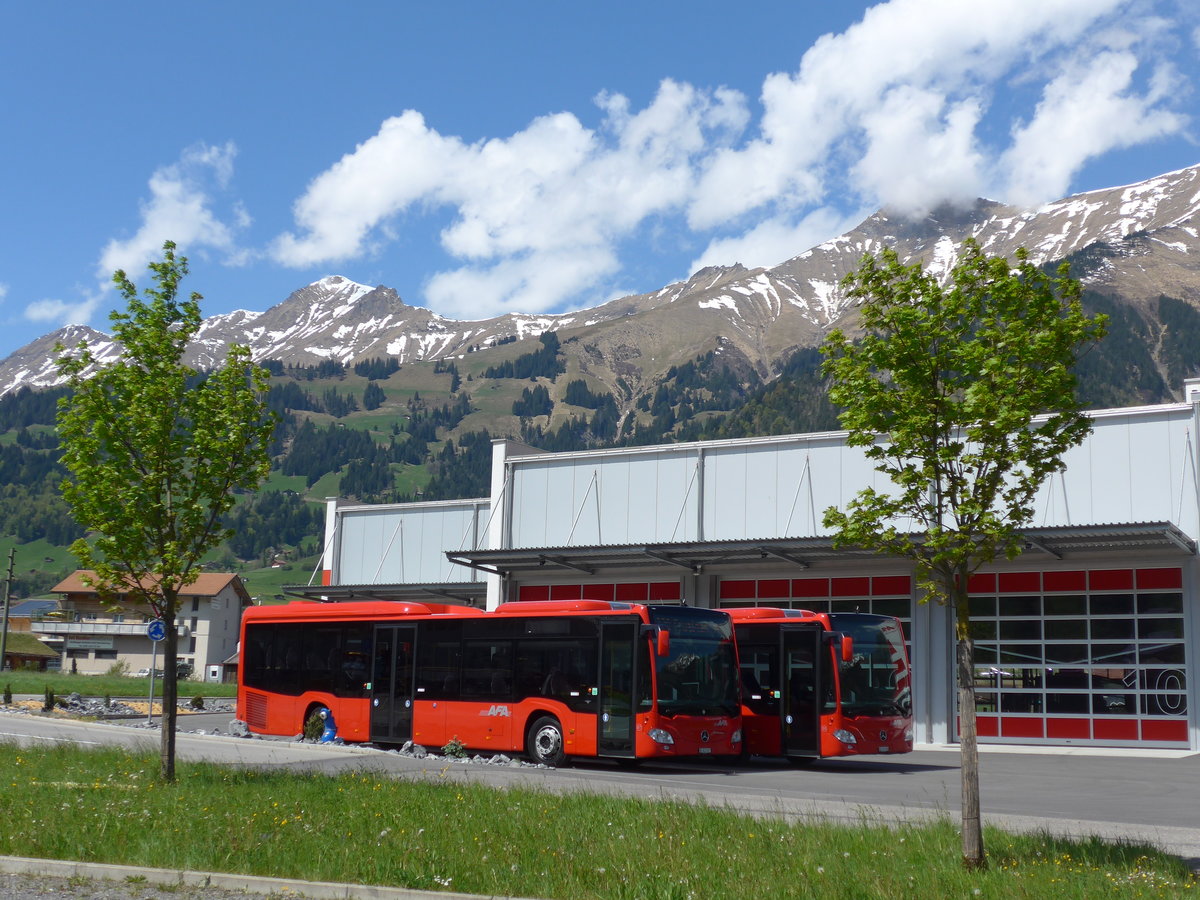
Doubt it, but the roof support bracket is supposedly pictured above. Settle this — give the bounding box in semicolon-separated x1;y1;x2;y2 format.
538;555;595;575
643;549;700;574
446;554;507;576
757;546;811;569
1021;536;1062;560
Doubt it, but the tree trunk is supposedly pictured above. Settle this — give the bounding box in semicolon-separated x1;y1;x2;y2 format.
159;590;178;781
954;585;985;868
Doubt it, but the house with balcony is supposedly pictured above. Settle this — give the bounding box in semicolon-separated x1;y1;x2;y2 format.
32;571;250;680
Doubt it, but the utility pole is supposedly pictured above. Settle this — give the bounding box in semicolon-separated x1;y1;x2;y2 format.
0;548;14;673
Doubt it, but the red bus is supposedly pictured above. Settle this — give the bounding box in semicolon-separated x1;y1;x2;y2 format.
238;599;742;765
728;608;913;762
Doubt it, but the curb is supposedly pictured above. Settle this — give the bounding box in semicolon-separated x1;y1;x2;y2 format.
0;855;544;900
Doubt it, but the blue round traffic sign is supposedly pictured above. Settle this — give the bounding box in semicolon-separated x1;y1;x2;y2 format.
146;619;167;642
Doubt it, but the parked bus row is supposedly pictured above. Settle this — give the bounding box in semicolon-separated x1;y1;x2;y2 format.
237;598;912;766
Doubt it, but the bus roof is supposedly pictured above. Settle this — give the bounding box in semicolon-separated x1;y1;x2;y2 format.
241;600;486;623
726;607;826;624
493;599;646;616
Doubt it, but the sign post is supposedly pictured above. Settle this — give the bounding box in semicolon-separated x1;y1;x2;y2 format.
146;619;166;724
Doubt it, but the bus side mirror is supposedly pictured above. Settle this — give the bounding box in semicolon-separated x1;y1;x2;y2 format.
841;635;854;663
656;629;670;657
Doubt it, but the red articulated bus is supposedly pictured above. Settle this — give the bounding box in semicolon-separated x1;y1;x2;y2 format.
238;599;742;766
728;608;913;762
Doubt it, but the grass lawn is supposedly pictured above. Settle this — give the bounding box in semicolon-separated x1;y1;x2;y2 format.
0;743;1192;898
0;670;235;698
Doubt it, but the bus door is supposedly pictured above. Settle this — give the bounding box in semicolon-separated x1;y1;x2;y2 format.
597;620;637;757
370;624;416;744
780;624;825;759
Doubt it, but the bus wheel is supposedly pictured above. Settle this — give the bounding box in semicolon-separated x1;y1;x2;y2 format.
527;716;567;767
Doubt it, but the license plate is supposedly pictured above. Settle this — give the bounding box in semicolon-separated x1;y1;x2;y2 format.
879;746;890;752
698;747;711;754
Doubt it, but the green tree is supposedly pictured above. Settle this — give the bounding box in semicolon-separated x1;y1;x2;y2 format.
56;241;274;781
820;240;1106;868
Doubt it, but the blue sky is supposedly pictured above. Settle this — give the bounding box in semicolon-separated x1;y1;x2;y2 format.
2;0;1198;362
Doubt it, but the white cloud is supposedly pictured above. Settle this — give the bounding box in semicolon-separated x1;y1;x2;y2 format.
272;80;747;315
690;208;865;274
0;283;7;304
1000;51;1185;205
25;294;103;327
688;0;1145;226
98;142;244;283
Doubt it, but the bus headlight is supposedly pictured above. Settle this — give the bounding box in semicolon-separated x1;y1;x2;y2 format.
833;728;857;745
732;728;742;744
648;728;675;745
904;726;913;743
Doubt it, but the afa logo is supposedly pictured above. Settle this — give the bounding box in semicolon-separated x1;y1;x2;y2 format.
479;705;511;717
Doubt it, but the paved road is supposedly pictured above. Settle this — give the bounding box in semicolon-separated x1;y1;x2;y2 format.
3;709;1198;868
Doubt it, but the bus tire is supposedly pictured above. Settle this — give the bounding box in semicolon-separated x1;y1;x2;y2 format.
527;715;567;767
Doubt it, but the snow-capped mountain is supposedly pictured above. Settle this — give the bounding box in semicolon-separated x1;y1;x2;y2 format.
5;163;1200;398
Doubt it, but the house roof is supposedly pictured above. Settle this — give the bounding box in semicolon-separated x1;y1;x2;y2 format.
2;632;58;659
52;571;250;602
7;599;58;617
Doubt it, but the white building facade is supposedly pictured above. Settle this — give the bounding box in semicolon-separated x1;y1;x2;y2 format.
308;386;1200;751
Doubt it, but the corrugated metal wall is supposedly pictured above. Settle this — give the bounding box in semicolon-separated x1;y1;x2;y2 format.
335;501;488;584
502;404;1199;549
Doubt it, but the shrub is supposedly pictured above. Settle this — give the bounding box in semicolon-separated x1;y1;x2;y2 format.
2;683;11;705
42;687;55;712
441;736;467;758
189;695;205;710
105;659;130;677
303;709;325;742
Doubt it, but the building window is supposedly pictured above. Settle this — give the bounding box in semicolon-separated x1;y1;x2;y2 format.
94;650;118;660
189;636;197;653
192;598;200;613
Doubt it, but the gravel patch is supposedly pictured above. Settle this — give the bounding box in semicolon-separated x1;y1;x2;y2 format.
1;871;279;900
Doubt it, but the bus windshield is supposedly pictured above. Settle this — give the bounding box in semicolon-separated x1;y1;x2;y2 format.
649;606;740;717
829;613;912;718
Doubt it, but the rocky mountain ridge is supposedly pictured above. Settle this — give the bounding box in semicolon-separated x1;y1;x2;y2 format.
5;162;1200;400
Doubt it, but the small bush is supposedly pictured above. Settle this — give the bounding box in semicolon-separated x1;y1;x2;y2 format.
42;687;55;712
105;659;130;677
189;695;205;710
2;684;11;705
442;736;467;758
303;710;325;742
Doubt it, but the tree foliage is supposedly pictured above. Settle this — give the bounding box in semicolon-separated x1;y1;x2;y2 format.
55;241;274;780
820;240;1106;867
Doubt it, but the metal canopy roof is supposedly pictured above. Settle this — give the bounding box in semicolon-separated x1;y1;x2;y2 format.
445;522;1195;577
280;582;486;605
